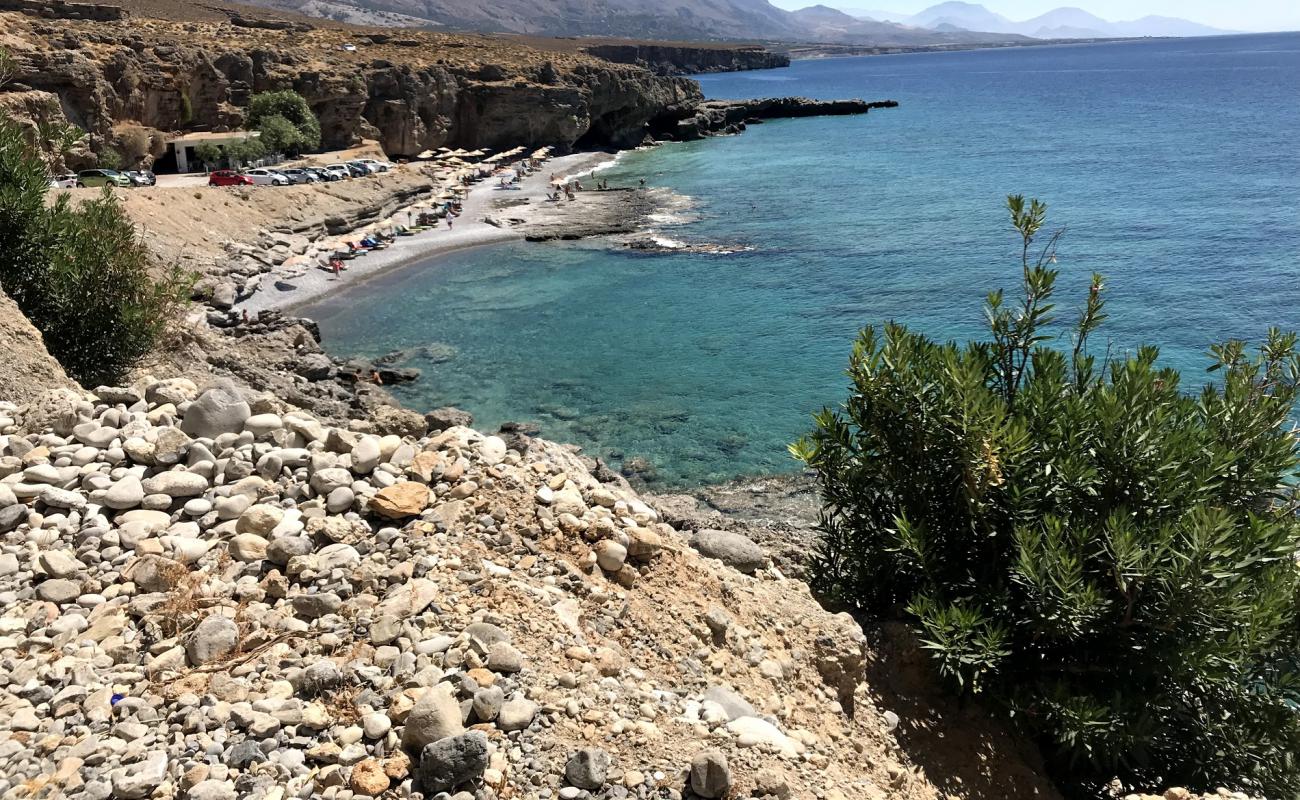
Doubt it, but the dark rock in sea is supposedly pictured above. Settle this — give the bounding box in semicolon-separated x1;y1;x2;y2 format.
425;406;473;432
497;421;541;453
659;96;898;142
620;456;657;482
376;367;420;385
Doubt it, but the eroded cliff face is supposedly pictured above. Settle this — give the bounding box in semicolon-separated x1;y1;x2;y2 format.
1;12;702;157
582;43;790;75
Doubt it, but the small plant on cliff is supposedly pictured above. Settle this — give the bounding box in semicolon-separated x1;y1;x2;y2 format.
34;120;86;171
246;90;321;153
97;146;123;171
0;47;16;91
792;196;1300;797
0;119;193;385
116;125;151;167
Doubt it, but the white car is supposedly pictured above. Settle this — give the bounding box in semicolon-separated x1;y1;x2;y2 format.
326;164;356;179
48;173;78;189
242;169;290;186
360;158;394;173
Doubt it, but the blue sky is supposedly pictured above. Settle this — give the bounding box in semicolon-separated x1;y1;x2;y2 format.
763;1;1300;32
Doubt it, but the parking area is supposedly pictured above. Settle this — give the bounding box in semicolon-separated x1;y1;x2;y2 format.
51;156;400;191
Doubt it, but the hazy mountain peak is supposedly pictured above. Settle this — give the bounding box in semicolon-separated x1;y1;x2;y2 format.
883;2;1229;39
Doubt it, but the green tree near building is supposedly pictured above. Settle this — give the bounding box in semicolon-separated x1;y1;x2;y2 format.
792;196;1300;797
193;142;223;170
245;90;321;155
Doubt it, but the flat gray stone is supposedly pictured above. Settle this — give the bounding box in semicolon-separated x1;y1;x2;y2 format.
691;529;766;574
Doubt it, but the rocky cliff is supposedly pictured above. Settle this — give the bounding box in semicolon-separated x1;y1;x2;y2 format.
0;10;701;157
0;288;80;408
582;43;790;75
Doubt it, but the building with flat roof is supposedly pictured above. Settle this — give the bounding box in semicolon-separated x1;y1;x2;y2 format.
164;131;259;174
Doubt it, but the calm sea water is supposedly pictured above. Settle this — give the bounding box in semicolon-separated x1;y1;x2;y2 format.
307;34;1300;486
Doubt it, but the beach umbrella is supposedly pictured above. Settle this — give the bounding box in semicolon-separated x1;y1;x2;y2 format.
416;149;436;159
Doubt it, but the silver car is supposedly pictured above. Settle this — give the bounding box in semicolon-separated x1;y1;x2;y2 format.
279;168;319;185
242;169;290;186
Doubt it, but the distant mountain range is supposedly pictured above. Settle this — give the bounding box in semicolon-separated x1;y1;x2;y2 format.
842;2;1233;39
236;0;1232;45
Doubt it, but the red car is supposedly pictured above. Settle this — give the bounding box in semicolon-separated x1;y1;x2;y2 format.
208;169;253;187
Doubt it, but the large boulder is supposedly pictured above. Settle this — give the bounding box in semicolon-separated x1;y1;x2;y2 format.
180;382;251;439
415;731;488;794
369;482;430;519
401;683;463;750
690;529;766;574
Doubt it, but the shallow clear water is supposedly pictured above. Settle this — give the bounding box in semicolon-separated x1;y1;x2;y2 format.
306;33;1300;487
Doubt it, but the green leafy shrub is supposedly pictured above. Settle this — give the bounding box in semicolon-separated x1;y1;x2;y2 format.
255;113;305;157
246;90;321;152
0;120;192;385
225;136;266;167
792;196;1300;797
193;142;223;170
97;146;123;171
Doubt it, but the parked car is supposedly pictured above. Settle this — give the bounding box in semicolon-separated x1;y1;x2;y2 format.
324;164;354;180
125;170;156;186
242;168;290;186
359;158;393;173
305;166;337;182
208;169;253;187
279;168;319;185
347;160;380;175
76;169;132;188
338;162;369;177
48;173;78;189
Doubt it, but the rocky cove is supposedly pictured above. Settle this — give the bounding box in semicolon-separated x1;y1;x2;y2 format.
0;4;1268;797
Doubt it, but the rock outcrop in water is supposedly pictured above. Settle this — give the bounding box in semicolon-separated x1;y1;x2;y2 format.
661;96;900;141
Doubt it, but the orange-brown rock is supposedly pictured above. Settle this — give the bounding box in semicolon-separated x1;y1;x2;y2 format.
369;481;430;518
349;758;389;795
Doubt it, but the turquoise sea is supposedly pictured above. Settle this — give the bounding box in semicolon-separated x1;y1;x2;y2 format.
306;33;1300;486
